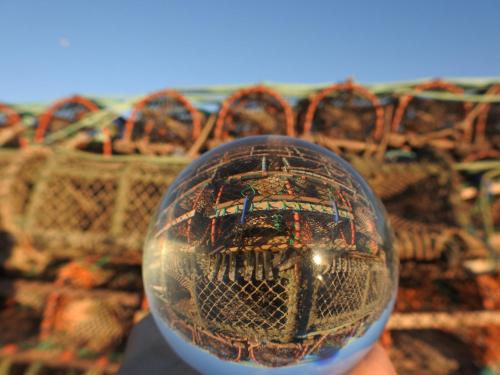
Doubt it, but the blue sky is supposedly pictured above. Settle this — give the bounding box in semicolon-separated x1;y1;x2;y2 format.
1;0;499;103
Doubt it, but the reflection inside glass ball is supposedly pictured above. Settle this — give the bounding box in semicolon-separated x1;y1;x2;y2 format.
143;136;397;374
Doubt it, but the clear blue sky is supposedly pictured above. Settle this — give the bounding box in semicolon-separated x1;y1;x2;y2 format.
1;0;499;103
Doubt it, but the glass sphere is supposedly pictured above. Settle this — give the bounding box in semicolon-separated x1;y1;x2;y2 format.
143;136;398;375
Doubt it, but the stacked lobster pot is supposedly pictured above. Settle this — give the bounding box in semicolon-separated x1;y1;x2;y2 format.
294;79;500;373
208;85;296;148
0;79;499;373
0;91;199;373
296;79;488;263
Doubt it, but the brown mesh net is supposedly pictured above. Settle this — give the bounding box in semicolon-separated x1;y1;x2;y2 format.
48;296;129;353
396;97;468;134
196;273;294;340
351;157;443;200
477;100;500;150
214;86;295;143
303;87;383;141
309;255;385;333
0;150;189;259
0;148;51;232
349;152;478;261
118;90;202;155
156;251;390;366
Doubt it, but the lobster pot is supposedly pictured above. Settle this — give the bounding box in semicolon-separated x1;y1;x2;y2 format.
24;150;189;259
45;292;136;352
157;248;392;366
482;102;500;149
0;148;51;231
306;253;390;338
213;85;295;142
351;158;446;201
395;97;468;135
194;260;300;343
477;169;500;251
300;81;385;142
390;81;471;140
0;149;16;174
351;156;470;261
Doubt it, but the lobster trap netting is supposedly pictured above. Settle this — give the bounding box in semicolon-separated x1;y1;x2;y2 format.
21;150;189;259
118;90;202;155
194;267;297;342
308;92;378;139
0;150;17;179
154;250;391;366
350;151;476;261
395;97;468;134
213;86;295;143
0;292;44;347
0;148;51;232
307;254;389;334
474;86;500;150
44;294;133;353
474;170;500;250
391;81;471;142
0;275;140;374
301;82;385;142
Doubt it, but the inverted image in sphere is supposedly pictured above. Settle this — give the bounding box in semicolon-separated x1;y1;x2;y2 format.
143;136;398;374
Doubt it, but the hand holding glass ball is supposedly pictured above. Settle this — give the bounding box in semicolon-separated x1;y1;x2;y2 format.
143;136;398;374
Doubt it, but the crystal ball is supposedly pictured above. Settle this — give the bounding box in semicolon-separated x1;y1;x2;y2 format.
143;136;398;375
